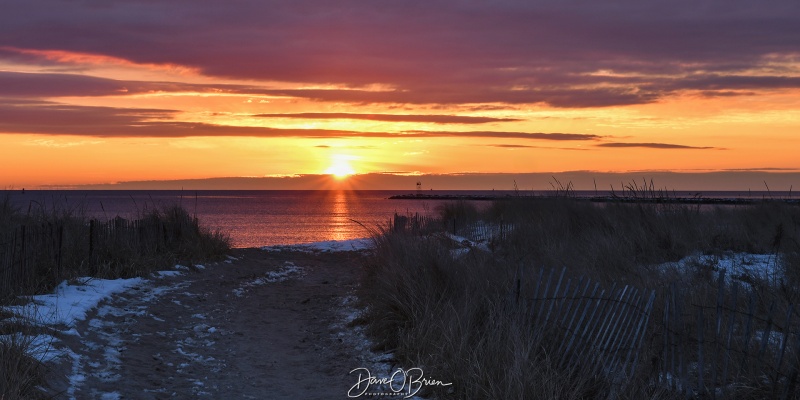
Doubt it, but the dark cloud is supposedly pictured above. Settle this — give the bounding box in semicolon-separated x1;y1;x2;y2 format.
698;90;757;98
489;144;534;148
0;70;651;108
0;101;601;140
720;167;800;172
597;142;719;150
0;71;133;97
413;131;601;141
1;1;798;107
0;70;273;98
252;87;658;107
253;113;521;124
486;144;591;151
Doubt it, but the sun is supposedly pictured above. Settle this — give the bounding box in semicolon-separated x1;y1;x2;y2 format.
325;159;356;179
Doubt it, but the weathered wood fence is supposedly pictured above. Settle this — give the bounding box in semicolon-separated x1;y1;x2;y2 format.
514;267;800;399
660;270;800;399
391;213;439;234
1;214;198;299
0;222;67;299
515;267;657;393
391;218;800;397
391;213;510;243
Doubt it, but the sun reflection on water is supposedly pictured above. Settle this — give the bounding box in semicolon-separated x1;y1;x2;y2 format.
328;189;352;242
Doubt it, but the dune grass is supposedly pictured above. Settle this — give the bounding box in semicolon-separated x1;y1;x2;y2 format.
0;194;230;399
1;195;231;300
359;197;800;399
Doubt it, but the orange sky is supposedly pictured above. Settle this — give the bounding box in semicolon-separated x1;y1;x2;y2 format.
1;2;799;190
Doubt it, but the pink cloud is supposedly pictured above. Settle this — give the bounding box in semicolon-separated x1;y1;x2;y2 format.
1;1;799;107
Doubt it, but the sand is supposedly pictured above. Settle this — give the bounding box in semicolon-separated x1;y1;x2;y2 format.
48;248;373;399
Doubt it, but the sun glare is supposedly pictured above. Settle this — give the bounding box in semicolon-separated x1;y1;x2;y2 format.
325;159;355;179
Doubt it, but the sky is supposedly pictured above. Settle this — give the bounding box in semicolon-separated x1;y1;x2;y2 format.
1;0;799;190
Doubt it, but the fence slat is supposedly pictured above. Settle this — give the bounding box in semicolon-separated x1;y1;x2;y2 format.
543;268;567;324
740;291;757;374
721;282;739;398
559;282;600;367
628;290;656;378
697;307;705;396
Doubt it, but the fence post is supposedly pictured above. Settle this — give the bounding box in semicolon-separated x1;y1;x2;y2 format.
89;219;95;256
697;308;705;396
20;225;26;284
782;333;800;400
57;224;64;281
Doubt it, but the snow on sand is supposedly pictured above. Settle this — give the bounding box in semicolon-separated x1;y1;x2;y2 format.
2;237;374;399
261;237;374;253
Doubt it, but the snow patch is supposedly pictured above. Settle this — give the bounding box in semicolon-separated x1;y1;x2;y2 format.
658;253;782;285
333;295;427;400
154;270;184;278
442;232;492;253
1;265;188;397
232;263;306;297
261;238;373;253
5;277;145;327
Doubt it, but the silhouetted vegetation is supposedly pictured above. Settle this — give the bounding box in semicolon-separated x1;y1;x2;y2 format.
360;195;800;399
1;194;230;399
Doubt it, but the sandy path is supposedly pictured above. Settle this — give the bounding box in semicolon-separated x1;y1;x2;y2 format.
53;248;370;399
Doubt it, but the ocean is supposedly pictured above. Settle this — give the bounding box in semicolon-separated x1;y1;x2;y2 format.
3;190;792;248
3;190;493;248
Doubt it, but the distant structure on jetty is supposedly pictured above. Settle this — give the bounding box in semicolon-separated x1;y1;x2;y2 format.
389;193;499;201
388;193;800;205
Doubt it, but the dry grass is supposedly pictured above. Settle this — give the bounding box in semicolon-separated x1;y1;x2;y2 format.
1;198;231;299
1;195;231;398
359;198;800;399
0;323;51;400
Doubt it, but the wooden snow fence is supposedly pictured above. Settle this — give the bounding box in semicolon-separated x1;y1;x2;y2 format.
391;213;439;235
0;223;66;299
514;267;657;392
1;215;195;299
660;270;800;399
462;221;510;244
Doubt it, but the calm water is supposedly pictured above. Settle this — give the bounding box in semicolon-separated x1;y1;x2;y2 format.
3;190;792;248
3;190;492;248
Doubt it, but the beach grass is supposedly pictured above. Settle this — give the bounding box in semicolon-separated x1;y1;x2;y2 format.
0;194;230;399
0;333;48;400
0;195;230;300
360;197;800;399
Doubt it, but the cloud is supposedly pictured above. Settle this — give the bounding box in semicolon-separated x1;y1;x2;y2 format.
597;142;720;150
253;113;521;124
489;144;534;148
251;87;658;107
0;70;655;107
486;144;591;151
411;130;602;141
2;1;799;107
0;101;602;140
720;167;800;172
0;70;272;98
24;138;104;147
